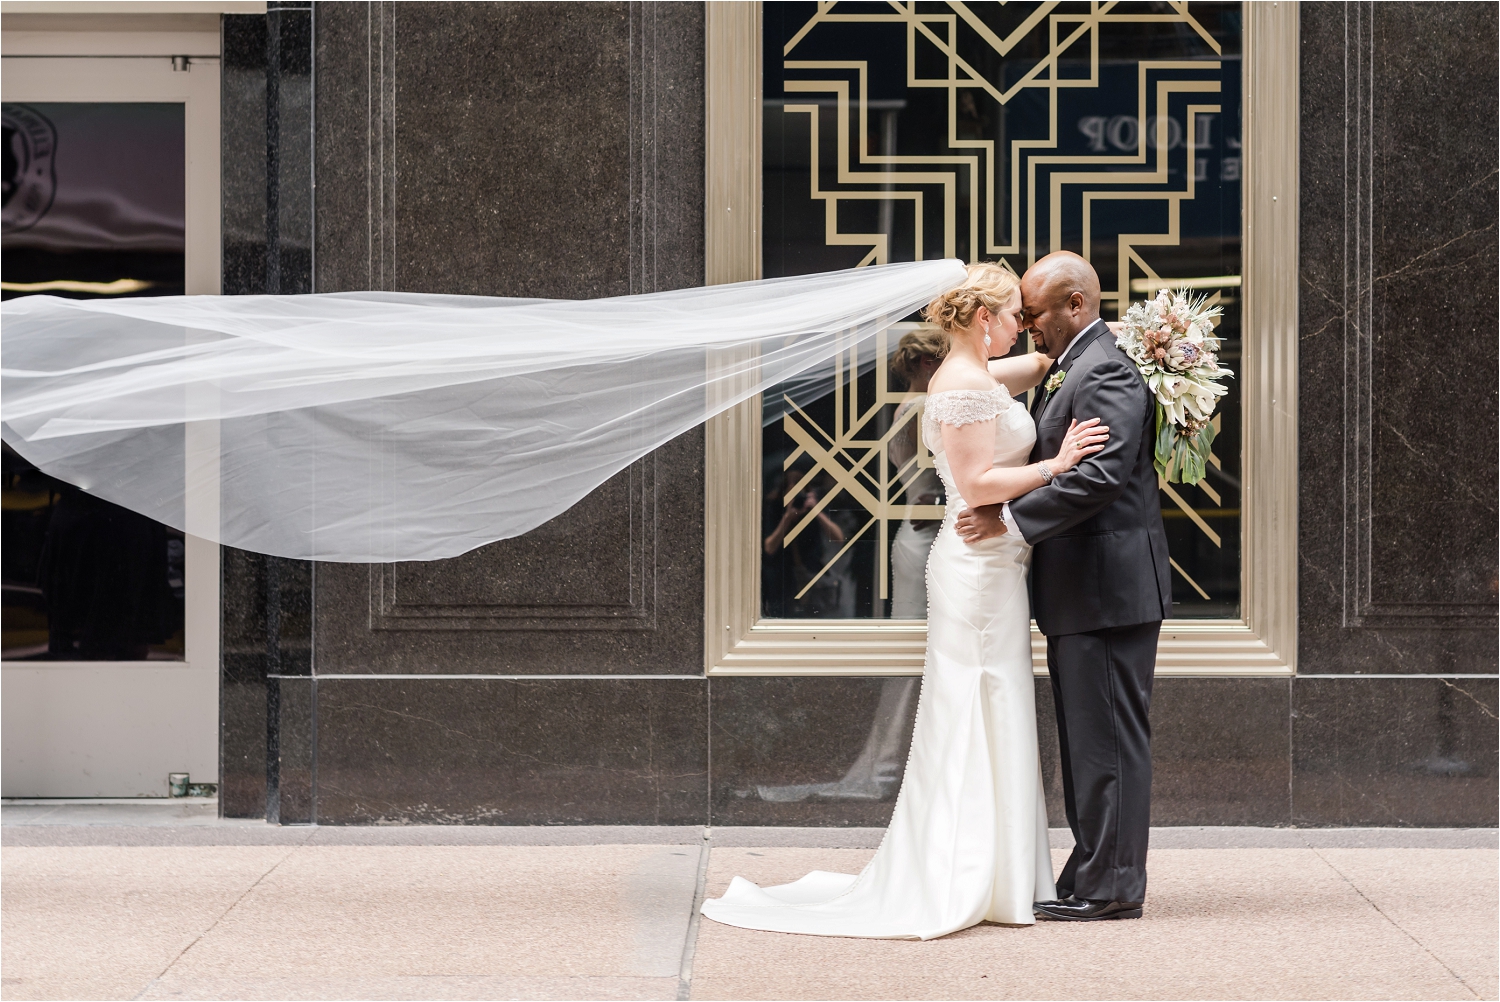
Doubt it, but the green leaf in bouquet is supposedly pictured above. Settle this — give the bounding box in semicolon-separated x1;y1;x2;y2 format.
1153;404;1174;476
1179;441;1206;485
1199;419;1218;452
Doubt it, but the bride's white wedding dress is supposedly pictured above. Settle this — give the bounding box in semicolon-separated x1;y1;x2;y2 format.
700;386;1055;939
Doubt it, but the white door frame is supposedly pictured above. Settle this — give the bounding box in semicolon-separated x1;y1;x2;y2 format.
1;34;223;797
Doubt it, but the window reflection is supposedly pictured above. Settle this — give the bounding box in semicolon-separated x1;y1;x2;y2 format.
763;465;858;619
761;326;948;620
2;447;185;660
1;102;186;660
761;3;1244;620
887;330;946;619
756;677;918;803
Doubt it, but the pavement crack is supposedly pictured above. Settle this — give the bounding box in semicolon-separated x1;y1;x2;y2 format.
1310;847;1479;999
675;842;712;1001
131;840;308;1001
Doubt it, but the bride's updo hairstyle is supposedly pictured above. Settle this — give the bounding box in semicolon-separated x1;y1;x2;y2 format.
921;262;1020;335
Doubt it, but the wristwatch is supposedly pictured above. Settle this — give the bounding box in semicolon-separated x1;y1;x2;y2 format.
1037;462;1055;484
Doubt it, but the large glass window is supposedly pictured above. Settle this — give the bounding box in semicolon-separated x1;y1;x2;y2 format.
761;2;1241;620
2;102;186;660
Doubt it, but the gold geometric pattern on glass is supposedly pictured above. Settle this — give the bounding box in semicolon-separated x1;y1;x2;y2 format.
771;2;1236;612
777;324;941;605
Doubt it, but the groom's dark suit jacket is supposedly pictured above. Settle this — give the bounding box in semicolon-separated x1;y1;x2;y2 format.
1009;319;1173;636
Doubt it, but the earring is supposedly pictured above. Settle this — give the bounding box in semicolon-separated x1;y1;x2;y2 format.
983;324;992;351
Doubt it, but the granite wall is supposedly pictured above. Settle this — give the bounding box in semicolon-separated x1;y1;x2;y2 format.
222;1;1497;827
220;0;711;824
1291;0;1498;824
219;2;316;821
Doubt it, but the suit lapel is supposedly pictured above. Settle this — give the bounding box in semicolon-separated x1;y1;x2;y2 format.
1034;319;1108;424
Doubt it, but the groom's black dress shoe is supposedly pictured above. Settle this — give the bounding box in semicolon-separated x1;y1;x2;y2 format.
1033;896;1143;921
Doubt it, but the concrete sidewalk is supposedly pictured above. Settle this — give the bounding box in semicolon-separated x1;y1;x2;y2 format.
2;804;1495;1001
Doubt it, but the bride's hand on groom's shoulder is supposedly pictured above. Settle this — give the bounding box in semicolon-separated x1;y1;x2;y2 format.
955;504;1007;544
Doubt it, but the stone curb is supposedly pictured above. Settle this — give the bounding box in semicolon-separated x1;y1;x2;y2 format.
3;822;1494;849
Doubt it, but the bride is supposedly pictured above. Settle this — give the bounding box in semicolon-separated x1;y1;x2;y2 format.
700;263;1109;940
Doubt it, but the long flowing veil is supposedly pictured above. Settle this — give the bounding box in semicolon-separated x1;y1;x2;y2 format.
1;259;964;562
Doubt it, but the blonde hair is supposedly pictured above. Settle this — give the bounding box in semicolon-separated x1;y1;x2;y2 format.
889;327;949;384
921;262;1020;334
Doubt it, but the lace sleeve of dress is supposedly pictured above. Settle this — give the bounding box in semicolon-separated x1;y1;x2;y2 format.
922;388;1010;427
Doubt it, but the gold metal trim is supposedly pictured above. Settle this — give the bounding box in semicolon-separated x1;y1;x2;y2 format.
1239;0;1299;674
703;2;1298;677
705;0;761;287
704;1;763;672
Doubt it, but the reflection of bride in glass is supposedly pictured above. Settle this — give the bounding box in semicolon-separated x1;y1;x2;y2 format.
887;328;949;620
756;330;949;804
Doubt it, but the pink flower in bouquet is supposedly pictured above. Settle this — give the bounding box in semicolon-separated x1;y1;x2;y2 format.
1171;340;1202;368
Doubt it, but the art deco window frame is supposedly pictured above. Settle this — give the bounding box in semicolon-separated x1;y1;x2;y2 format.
703;1;1298;677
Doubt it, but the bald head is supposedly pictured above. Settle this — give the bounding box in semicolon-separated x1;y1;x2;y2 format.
1020;251;1102;358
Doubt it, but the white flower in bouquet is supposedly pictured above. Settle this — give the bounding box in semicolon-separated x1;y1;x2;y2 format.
1116;288;1233;485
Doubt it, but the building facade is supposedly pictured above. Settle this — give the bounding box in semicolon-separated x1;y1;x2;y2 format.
1;1;1495;828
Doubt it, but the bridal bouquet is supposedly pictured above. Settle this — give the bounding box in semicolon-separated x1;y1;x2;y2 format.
1115;289;1232;485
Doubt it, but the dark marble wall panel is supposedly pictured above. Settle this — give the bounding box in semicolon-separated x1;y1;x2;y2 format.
1367;3;1497;612
219;546;270;817
1293;677;1498;827
304;1;367;292
274;676;316;824
219;551;314;819
266;2;313;294
222;5;312;294
389;3;631;297
221;14;268;295
715;676;1296;829
1297;2;1499;674
633;2;708;296
1038;679;1296;828
714;673;1496;831
313;679;707;824
314;0;703;297
309;1;707;676
310;433;705;675
1149;679;1291;826
709;677;918;827
220;6;316;818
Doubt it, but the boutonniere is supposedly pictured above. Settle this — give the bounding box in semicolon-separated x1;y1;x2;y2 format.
1044;370;1067;395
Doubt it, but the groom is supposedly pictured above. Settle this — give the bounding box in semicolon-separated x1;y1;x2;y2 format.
957;251;1172;921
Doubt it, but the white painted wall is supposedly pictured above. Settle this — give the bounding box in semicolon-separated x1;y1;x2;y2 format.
2;664;218;796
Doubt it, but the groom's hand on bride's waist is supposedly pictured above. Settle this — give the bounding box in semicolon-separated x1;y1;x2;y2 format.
956;504;1007;543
